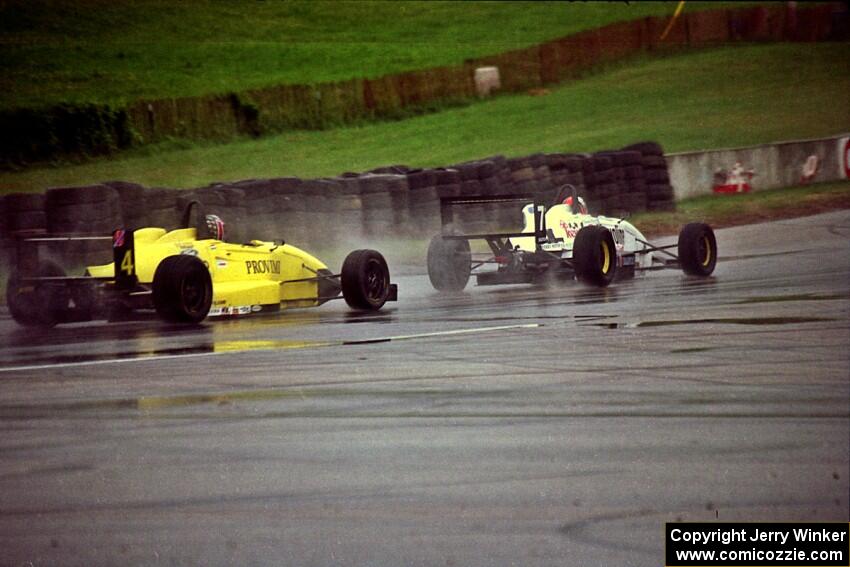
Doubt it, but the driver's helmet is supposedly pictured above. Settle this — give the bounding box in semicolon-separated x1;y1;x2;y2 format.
205;214;225;240
563;195;588;215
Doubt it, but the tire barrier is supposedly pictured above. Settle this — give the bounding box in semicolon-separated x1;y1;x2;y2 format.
620;142;677;212
43;185;122;267
2;193;46;234
407;168;441;236
333;175;365;243
1;140;675;269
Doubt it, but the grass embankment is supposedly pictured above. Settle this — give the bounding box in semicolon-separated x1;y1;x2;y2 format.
634;181;850;237
1;42;847;193
0;1;737;111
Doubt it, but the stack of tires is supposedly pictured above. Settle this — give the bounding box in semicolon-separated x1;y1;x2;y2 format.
432;167;463;231
137;187;180;230
381;174;411;237
44;184;122;267
622;141;676;212
333;175;365;242
405;168;440;236
369;164;410;176
433;168;462;200
487;155;523;230
2;193;46;234
232;178;287;242
507;156;535;195
301;179;341;247
446;159;500;232
595;150;647;215
527;153;555;202
582;154;618;215
0;193;47;268
545;153;586;203
269;177;306;245
358;174;396;238
102;181;148;230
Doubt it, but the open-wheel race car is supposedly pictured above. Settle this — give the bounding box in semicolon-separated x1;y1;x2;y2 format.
426;185;717;291
6;201;397;327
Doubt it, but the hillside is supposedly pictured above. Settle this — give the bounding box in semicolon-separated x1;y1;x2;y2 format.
1;0;742;111
1;42;847;193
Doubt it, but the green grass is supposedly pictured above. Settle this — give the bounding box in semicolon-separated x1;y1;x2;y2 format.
0;0;747;111
1;42;847;194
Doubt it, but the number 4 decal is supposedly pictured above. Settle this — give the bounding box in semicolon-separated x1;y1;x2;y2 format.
120;250;134;276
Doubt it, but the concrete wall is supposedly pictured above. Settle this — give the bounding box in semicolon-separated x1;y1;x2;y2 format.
667;133;850;200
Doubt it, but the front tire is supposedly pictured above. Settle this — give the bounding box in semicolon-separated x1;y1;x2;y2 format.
341;249;391;310
573;225;617;287
426;235;471;291
152;255;213;323
678;223;717;276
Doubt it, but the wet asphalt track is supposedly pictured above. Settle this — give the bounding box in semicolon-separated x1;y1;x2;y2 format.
0;211;848;567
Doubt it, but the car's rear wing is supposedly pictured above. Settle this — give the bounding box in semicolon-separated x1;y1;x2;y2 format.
440;191;563;253
11;230;135;286
12;233;111;276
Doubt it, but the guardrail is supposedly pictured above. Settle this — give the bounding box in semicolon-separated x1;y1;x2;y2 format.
667;133;850;199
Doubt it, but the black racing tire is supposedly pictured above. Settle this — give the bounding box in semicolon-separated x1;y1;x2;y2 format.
573;225;617;287
427;235;471;291
6;260;66;327
644;168;670;184
152;255;213;323
341;249;391;310
678;223;717;277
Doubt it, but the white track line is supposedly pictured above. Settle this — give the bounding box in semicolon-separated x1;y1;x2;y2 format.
0;323;540;373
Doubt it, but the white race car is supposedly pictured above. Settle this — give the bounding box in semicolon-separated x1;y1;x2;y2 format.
426;186;717;290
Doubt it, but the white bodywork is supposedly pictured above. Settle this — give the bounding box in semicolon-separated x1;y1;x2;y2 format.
510;203;654;269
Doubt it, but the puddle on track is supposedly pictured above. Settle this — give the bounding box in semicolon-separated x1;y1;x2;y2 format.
584;316;836;329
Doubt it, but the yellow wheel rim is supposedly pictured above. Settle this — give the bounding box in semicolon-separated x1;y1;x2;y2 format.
601;240;611;274
701;235;712;267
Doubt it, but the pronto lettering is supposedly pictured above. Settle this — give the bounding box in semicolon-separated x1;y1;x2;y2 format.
245;259;281;275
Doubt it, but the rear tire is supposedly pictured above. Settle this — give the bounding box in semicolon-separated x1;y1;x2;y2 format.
6;260;66;327
427;235;471;291
152;255;212;323
678;223;717;276
573;225;617;287
341;249;391;310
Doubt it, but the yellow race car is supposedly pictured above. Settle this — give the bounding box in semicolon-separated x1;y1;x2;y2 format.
6;201;397;327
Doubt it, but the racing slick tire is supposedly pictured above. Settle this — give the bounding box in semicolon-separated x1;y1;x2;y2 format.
6;260;67;327
426;235;471;291
341;249;391;310
573;225;618;287
152;255;213;323
678;223;717;277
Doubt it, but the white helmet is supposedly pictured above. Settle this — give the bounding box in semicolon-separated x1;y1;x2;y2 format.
205;214;225;240
563;195;588;215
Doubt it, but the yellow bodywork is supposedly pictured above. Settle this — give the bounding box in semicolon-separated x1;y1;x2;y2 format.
87;227;331;315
